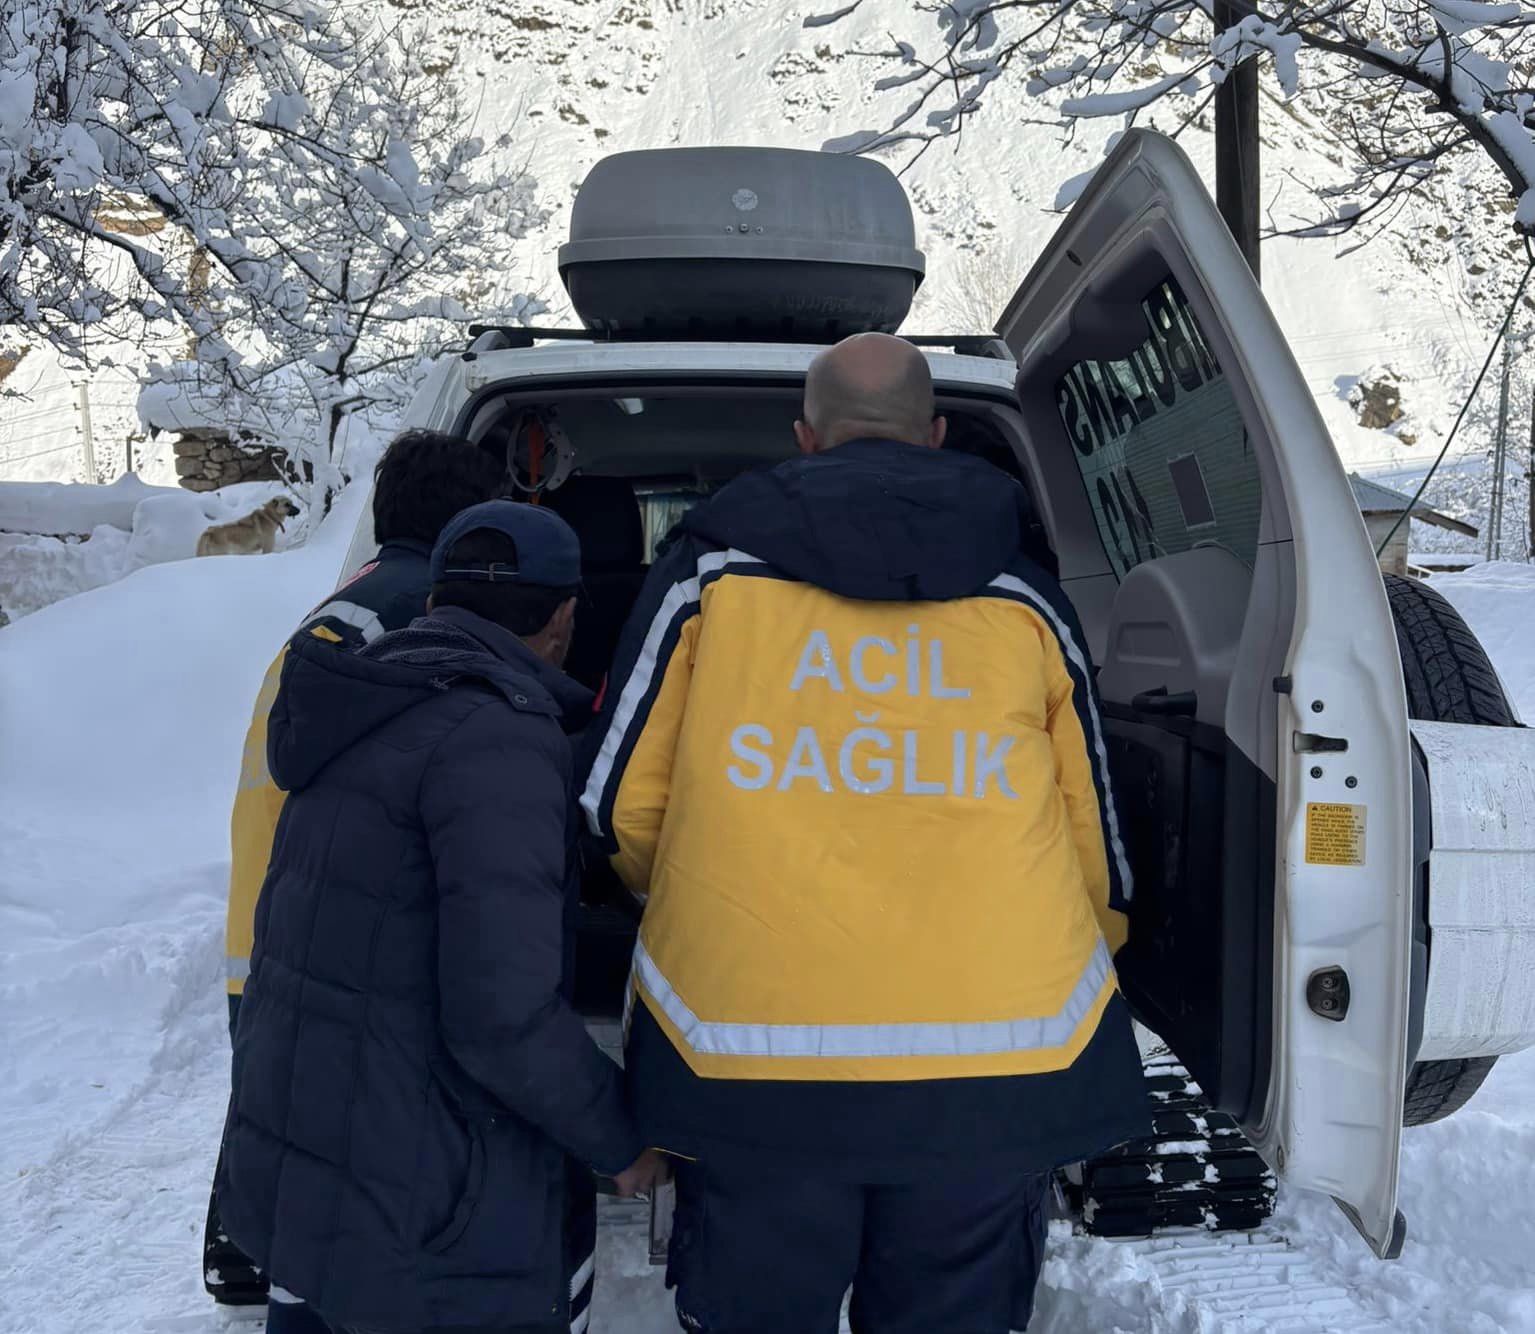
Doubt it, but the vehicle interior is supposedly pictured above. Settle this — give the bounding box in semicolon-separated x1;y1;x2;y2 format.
455;271;1291;1142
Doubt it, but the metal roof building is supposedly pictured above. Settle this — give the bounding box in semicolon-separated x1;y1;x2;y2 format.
1348;472;1479;577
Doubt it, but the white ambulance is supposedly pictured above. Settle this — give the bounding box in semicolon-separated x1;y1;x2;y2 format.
341;131;1535;1258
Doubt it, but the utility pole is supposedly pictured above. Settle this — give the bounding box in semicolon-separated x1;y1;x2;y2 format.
77;381;97;484
1215;0;1261;282
1527;394;1534;561
1487;334;1513;561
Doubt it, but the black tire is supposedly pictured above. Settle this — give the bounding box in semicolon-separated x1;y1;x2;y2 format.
1384;573;1514;1126
1386;574;1514;730
1401;1053;1500;1126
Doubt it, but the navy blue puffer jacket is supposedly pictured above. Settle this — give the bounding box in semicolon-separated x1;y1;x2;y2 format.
218;605;639;1333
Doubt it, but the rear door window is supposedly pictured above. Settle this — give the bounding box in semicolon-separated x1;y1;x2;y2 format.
1053;277;1260;578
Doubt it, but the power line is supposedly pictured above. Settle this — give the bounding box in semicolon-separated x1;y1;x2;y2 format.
0;406;78;426
1374;252;1535;558
3;440;82;463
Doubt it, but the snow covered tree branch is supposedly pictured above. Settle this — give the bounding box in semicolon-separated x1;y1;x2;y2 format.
143;25;548;515
4;0;316;361
809;0;1535;245
2;0;546;515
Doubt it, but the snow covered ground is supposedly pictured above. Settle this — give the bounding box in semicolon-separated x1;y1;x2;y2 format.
0;479;301;624
1429;562;1535;720
1;509;1532;1333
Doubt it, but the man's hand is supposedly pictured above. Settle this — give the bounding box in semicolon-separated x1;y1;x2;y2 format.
613;1148;670;1199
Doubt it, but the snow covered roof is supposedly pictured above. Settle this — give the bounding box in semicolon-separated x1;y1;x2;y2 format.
1410;551;1482;570
1349;473;1479;537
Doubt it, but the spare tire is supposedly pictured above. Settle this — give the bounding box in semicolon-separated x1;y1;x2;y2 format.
1384;573;1513;1126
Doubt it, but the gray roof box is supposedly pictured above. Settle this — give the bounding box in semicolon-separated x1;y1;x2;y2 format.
558;147;925;341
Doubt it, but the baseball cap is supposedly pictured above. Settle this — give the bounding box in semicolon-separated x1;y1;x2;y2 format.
430;500;582;588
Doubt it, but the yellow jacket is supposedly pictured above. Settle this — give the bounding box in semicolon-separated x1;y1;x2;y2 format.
225;540;433;996
581;441;1148;1172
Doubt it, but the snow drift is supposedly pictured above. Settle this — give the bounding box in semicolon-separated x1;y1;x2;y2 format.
0;478;301;622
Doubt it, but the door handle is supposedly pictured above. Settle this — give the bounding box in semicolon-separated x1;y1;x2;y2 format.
1131;686;1198;717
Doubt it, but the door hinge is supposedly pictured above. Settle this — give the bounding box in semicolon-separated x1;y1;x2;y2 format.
1307;966;1350;1022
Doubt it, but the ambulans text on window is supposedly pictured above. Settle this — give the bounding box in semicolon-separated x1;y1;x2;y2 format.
1053;277;1262;579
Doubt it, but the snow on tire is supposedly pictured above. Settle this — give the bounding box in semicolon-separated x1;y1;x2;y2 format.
1385;573;1515;1127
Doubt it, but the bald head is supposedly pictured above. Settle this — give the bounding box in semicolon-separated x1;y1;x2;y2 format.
795;333;947;455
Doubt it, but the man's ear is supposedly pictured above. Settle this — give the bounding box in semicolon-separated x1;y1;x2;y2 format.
555;596;578;634
793;419;819;456
929;415;948;449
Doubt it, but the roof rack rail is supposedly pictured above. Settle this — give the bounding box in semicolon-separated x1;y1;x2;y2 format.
465;325;600;352
462;325;1015;361
900;334;1014;361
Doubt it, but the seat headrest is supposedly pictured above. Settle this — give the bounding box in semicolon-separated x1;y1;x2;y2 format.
544;475;645;572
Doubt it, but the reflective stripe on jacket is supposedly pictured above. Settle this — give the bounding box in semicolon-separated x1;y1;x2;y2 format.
224;541;432;994
580;439;1150;1172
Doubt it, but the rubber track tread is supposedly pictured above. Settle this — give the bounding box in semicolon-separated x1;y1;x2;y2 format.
1072;1053;1277;1239
1383;574;1515;1127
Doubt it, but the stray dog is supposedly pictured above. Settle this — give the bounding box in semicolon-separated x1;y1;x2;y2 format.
196;497;300;558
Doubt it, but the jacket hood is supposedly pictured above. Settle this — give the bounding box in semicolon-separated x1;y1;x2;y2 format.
267;606;593;792
682;438;1033;601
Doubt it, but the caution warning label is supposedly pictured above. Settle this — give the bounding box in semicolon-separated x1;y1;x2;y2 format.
1305;802;1367;866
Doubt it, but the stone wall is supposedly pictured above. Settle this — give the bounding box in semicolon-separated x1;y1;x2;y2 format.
172;430;285;493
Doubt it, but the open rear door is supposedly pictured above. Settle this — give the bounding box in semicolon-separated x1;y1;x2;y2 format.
995;131;1413;1257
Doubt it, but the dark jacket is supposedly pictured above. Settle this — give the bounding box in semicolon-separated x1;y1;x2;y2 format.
584;438;1150;1180
306;536;439;645
219;606;640;1333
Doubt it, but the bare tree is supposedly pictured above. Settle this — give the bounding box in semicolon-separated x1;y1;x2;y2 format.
911;237;1034;331
807;0;1535;249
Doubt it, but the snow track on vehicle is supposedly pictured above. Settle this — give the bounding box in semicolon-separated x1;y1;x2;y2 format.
1073;1050;1278;1239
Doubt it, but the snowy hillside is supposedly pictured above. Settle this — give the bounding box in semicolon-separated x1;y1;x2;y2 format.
374;0;1532;525
1;481;1533;1331
3;0;1528;556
